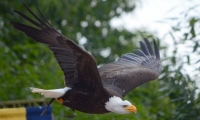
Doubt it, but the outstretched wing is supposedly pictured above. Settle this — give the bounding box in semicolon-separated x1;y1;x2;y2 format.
11;4;103;94
99;39;162;97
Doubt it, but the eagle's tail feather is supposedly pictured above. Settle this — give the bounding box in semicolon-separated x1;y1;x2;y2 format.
30;87;71;98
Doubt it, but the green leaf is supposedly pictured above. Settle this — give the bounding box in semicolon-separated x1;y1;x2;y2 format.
193;42;199;52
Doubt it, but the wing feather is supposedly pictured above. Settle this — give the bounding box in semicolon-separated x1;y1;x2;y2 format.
139;41;149;55
11;4;104;93
144;38;154;56
99;39;161;97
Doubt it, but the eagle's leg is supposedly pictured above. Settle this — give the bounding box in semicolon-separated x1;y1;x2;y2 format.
41;98;55;116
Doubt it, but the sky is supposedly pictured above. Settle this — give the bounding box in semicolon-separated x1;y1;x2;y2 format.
110;0;200;90
111;0;200;39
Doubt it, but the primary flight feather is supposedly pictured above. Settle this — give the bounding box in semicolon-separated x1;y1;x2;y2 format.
11;4;162;117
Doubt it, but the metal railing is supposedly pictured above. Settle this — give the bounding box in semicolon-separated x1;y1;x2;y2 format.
0;99;48;108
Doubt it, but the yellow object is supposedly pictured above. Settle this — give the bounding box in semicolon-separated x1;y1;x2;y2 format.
0;108;26;120
125;105;137;113
56;98;64;103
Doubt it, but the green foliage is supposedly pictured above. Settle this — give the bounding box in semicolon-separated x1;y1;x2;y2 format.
160;4;200;120
0;0;199;120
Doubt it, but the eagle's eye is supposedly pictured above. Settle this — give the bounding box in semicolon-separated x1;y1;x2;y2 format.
122;105;128;108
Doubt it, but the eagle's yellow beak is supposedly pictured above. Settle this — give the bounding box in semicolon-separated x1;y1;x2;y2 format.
125;105;137;113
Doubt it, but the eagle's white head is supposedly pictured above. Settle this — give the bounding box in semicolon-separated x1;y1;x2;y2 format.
105;96;137;114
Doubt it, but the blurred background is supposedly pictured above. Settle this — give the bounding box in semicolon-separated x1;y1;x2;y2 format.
0;0;200;120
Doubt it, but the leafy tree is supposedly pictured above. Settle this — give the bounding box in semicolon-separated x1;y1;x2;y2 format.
159;4;200;120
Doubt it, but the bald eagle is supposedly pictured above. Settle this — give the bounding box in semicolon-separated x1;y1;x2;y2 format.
11;4;162;118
